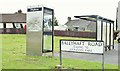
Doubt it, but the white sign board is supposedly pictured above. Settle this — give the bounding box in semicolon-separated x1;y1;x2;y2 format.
60;40;104;54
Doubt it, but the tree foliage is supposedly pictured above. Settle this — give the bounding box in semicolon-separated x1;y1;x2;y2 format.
54;17;58;26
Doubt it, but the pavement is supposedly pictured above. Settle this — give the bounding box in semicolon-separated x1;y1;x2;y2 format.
54;43;119;65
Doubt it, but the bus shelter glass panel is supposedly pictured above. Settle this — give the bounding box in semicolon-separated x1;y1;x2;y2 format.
102;22;107;46
43;8;53;52
97;20;102;40
111;24;113;47
107;23;110;47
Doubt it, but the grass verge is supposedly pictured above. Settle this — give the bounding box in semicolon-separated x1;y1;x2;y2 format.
1;34;118;69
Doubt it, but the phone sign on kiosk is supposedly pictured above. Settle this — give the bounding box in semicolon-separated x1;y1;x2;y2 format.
26;5;54;56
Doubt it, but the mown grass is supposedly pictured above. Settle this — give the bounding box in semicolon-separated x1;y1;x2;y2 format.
0;34;2;70
54;36;95;52
1;34;118;70
114;40;118;44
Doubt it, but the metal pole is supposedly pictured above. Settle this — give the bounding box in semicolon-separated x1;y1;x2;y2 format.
102;53;104;71
52;9;54;56
105;22;107;51
60;41;62;65
96;16;98;41
113;22;114;49
42;6;44;53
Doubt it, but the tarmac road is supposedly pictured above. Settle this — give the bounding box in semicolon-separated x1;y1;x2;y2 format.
54;43;118;65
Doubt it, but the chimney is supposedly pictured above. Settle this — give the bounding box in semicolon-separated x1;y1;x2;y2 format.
18;9;22;13
68;17;71;22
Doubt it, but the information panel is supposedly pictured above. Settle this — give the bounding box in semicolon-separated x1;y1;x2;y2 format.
60;40;104;54
27;7;43;32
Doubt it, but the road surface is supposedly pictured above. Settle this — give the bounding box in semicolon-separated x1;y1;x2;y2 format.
54;43;118;65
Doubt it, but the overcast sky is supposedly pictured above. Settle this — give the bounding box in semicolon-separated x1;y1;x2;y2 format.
0;0;119;25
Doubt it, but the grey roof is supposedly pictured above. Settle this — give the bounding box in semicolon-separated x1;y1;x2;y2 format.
65;19;94;28
0;13;26;23
74;15;114;23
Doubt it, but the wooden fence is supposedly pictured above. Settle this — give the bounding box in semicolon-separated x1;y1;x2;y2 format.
54;30;96;38
0;28;26;34
0;28;97;38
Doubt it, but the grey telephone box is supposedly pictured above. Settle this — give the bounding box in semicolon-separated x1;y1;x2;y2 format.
26;5;54;56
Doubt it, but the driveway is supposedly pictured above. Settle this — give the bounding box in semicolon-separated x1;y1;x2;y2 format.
54;43;118;65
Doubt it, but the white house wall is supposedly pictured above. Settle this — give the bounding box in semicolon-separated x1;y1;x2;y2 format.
87;22;96;32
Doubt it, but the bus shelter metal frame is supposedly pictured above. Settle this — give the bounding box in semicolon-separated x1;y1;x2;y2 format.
74;15;114;51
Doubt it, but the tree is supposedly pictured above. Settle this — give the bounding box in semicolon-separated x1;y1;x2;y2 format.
54;17;59;26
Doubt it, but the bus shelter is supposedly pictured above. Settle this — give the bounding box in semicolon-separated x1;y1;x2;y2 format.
75;15;114;51
26;5;54;56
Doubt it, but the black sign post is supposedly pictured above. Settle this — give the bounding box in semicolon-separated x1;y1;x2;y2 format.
60;43;62;66
102;53;104;71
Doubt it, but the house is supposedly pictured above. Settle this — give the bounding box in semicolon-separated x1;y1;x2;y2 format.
0;10;26;34
0;10;26;29
54;25;67;31
65;17;96;32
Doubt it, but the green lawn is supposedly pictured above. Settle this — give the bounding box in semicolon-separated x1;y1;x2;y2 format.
54;36;95;52
0;34;2;70
114;40;118;44
1;34;118;70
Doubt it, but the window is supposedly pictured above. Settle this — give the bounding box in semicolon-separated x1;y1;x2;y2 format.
74;27;79;31
6;23;13;28
14;23;21;28
0;23;3;28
